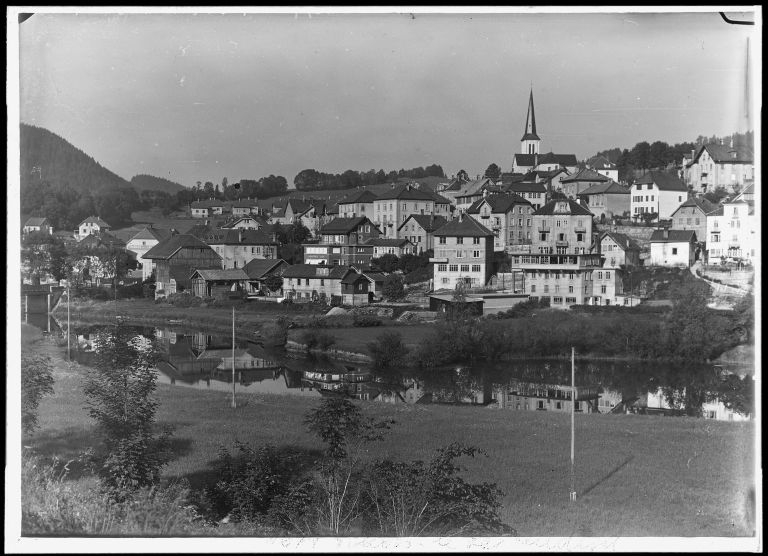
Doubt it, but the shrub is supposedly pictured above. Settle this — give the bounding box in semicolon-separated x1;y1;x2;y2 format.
165;293;204;307
352;313;382;327
367;331;409;369
21;354;55;434
383;274;406;301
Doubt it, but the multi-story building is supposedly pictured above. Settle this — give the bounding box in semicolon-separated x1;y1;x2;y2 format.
282;264;353;302
365;238;416;258
504;181;547;210
303;216;381;268
195;228;279;269
684;141;754;194
576;181;630;222
509;199;623;307
373;183;451;238
143;234;223;297
669;197;717;247
531;199;593;255
396;214;448;254
558;168;611;200
126;225;173;280
630;171;688;221
598;231;641;269
430;214;494;290
336;189;377;218
465;193;534;252
705;199;757;265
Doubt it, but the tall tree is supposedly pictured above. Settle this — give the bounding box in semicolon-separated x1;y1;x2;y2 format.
484;164;501;180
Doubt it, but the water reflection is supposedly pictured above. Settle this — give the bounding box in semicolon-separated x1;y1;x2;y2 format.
53;323;754;421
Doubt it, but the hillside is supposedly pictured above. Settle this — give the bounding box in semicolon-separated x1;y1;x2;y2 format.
130;174;187;194
20;123;130;193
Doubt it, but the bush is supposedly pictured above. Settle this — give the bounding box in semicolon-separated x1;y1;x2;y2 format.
352;314;382;327
383;274;406;301
300;330;336;351
367;331;409;369
165;293;204;307
21;354;54;434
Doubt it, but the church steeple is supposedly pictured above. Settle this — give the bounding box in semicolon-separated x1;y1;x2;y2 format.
520;88;541;156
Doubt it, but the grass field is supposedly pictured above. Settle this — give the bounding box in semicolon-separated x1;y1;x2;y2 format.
22;324;756;537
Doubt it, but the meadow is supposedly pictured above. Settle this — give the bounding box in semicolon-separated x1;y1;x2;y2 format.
22;324;756;537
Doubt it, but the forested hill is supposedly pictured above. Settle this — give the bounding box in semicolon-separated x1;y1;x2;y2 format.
130;174;186;194
20;123;131;193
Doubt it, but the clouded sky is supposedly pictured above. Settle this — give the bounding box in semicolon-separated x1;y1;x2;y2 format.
18;8;757;187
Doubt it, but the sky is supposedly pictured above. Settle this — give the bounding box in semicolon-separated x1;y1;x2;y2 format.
17;8;759;188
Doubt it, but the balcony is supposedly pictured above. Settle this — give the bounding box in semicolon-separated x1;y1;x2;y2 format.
429;257;449;264
537;227;550;233
555;240;569;248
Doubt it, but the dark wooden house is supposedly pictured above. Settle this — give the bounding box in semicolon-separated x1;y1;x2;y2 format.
143;234;222;297
190;268;249;299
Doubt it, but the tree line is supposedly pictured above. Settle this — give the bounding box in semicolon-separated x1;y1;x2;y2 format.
293;164;445;192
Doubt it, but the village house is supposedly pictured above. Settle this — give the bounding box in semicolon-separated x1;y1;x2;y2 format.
241;258;289;297
684;141;755;194
336;189;378;218
531;199;593;255
451;178;496;213
281;264;354;303
705;199;757;265
365;237;416;258
531;167;571;197
630;171;688;221
195;228;278;269
587;155;619;181
23;216;53;236
221;215;270;231
231;198;260;217
143;234;223;297
76;216;111;239
649;229;697;267
272;198;333;236
558;168;611;200
669;197;717;249
437;177;490;208
373;183;451;237
430;214;494;290
303;216;381;268
503;181;547;210
396;214;448;254
126;225;174;280
598;231;641;269
466;192;535;252
576;180;631;222
70;230;130;286
190;200;211;218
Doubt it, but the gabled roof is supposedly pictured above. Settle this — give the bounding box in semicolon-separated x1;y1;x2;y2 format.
577;181;630;196
362;271;386;283
634;171;687;191
670;197;717;217
504;181;547;193
243;258;288;279
397;214;448;233
200;229;277;246
587;155;616;170
466;193;532;215
221;215;269;229
320;216;376;234
78;230;126;249
282;264;352;280
232;199;260;208
515;152;578;167
190;268;249;281
129;226;173;243
363;238;412;247
447;178;493;199
190;199;225;209
693;143;754;165
533;199;593;217
143;234;219;260
649;229;697;243
341;271;371;285
24;217;49;227
600;231;640;252
78;215;110;227
433;215;493;237
560;168;611;184
338;189;378;204
375;183;438;201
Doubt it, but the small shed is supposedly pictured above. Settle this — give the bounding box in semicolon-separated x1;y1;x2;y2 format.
190;268;249;299
429;293;484;316
341;272;374;306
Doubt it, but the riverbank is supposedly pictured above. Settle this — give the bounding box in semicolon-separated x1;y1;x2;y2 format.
21;324;756;537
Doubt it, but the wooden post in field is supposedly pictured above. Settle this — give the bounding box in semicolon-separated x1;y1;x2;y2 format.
231;306;236;408
570;346;576;502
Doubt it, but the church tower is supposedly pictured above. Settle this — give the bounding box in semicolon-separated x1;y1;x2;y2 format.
520;89;541;156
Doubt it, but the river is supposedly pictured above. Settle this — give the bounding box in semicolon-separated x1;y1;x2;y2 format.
31;318;754;421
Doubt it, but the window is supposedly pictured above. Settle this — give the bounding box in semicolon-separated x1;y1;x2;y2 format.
457;237;464;244
471;264;480;272
518;206;523;214
605;271;610;279
439;237;446;244
518;218;523;226
544;285;549;293
437;263;447;271
527;218;531;226
672;248;678;255
460;264;469;272
530;285;536;293
537;401;544;410
449;264;458;272
576;233;584;242
598;272;603;279
556;220;561;227
555;284;560;293
442;277;449;284
473;237;481;244
568;285;574;293
601;285;607;294
553;296;563;304
473;250;480;258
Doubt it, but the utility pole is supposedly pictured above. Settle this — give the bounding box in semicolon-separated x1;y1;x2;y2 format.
231;306;236;408
570;346;576;502
67;281;71;362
